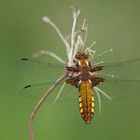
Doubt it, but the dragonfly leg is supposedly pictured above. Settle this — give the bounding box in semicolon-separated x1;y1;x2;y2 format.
29;74;66;140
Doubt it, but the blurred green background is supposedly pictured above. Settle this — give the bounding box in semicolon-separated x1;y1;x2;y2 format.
0;0;140;140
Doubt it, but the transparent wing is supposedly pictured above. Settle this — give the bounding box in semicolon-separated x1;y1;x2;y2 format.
100;58;140;78
96;78;140;101
17;58;65;80
20;80;78;102
19;57;140;102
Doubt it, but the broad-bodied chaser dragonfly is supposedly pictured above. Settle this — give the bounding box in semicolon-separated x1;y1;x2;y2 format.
19;8;140;140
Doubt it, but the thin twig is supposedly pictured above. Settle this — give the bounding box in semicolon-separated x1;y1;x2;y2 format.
94;86;112;100
94;87;102;114
29;74;66;140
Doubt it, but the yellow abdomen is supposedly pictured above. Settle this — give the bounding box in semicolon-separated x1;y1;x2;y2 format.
79;80;94;125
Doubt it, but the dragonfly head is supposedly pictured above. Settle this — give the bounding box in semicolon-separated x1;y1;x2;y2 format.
73;51;90;67
74;51;89;59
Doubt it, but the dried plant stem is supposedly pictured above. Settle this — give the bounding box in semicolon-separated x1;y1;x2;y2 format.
29;74;66;140
32;50;66;64
42;16;70;59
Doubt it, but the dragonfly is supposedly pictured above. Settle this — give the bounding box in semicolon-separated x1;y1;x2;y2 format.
20;8;140;140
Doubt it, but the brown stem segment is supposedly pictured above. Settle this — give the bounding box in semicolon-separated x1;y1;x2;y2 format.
29;74;66;140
